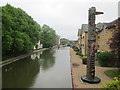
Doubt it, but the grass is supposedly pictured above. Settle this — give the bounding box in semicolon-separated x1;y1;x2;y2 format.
104;69;120;78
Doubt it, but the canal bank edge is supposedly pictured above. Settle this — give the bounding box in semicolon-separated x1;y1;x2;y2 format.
70;48;76;89
0;48;48;67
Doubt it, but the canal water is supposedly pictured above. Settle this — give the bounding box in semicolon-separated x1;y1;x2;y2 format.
2;47;72;88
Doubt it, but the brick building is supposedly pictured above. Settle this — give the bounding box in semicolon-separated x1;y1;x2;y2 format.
78;18;118;55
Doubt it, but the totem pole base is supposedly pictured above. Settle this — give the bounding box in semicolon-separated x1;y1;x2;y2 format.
81;76;101;84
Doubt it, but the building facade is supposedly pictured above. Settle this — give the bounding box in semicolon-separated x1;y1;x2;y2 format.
56;35;60;45
96;22;116;52
78;24;88;55
34;40;43;50
78;18;118;55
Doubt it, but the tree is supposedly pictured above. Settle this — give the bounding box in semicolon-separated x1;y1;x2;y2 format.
41;24;57;48
2;4;41;56
60;40;68;45
109;18;120;71
10;31;33;54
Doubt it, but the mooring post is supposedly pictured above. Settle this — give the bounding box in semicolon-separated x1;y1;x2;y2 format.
81;7;103;83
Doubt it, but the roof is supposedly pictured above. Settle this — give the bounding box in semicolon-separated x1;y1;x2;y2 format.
103;23;115;29
78;29;81;36
79;18;119;35
81;24;88;32
96;23;104;32
96;22;116;32
60;38;69;41
78;24;88;37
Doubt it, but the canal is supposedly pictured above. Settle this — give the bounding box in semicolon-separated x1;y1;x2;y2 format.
2;47;72;88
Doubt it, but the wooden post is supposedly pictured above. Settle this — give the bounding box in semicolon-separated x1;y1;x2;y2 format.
81;7;103;83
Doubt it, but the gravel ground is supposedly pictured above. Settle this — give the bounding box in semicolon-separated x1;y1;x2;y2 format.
70;48;117;89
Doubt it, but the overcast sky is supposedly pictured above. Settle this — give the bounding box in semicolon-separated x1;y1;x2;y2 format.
1;0;119;40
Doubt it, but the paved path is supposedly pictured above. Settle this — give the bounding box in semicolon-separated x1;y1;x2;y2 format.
70;48;117;88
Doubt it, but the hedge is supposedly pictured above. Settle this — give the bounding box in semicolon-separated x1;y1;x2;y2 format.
82;56;87;64
97;52;113;67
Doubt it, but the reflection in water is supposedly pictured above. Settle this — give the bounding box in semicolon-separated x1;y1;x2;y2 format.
2;57;40;88
2;49;55;88
2;48;72;88
40;50;55;70
31;47;72;88
31;51;43;60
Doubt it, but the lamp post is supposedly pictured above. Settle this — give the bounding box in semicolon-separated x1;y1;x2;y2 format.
81;7;103;83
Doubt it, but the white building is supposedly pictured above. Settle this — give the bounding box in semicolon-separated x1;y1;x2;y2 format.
56;35;60;45
34;40;43;50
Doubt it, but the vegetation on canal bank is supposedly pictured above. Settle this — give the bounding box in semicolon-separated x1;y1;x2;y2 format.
2;4;57;61
41;24;57;48
2;4;41;55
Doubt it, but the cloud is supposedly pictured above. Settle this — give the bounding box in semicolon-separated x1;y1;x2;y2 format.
1;0;118;40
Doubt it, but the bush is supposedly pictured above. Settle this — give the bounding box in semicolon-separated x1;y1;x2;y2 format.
95;52;100;61
82;56;87;64
72;46;79;52
103;76;120;89
75;48;79;52
79;54;83;57
76;51;83;57
97;52;113;67
76;51;80;55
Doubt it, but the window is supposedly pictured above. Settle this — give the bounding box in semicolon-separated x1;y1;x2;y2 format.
104;40;107;45
106;29;108;34
98;33;100;38
102;30;104;35
98;41;100;45
97;45;99;47
102;40;106;45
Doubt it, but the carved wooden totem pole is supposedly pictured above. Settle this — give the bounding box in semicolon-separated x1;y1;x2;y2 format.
81;7;103;83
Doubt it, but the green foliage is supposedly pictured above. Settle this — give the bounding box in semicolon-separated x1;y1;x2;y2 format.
97;52;113;67
40;24;57;48
105;70;120;78
76;51;83;57
72;46;83;57
69;41;75;45
2;4;41;56
76;51;80;55
11;31;33;53
103;76;120;90
95;52;100;61
72;46;79;52
82;56;87;64
61;40;68;45
80;54;84;57
109;18;120;67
